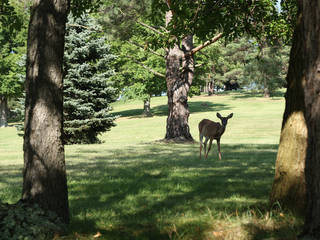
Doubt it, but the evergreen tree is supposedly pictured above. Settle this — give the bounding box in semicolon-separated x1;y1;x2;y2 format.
213;38;254;91
63;14;117;144
243;43;289;97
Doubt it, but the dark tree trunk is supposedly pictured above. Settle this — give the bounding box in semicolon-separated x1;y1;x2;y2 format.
270;4;307;215
300;1;320;239
22;0;70;224
143;96;152;117
0;95;8;127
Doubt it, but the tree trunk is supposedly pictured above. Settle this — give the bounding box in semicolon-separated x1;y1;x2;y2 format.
300;1;320;238
163;10;194;142
22;0;70;224
270;3;307;215
208;80;214;96
0;95;8;127
164;35;194;141
143;97;152;117
263;87;270;98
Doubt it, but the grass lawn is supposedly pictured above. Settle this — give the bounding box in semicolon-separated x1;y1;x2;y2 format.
0;91;303;239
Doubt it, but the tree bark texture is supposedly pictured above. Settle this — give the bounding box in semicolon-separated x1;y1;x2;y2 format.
300;1;320;238
22;0;70;224
270;4;307;215
164;35;194;141
164;10;194;142
0;96;8;127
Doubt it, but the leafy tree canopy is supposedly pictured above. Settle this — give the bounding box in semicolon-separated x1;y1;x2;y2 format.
149;0;290;47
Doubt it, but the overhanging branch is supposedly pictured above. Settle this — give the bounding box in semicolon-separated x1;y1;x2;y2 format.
187;33;223;57
137;21;165;36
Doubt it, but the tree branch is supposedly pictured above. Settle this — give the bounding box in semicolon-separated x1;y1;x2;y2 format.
187;33;223;57
137;20;165;36
126;55;165;78
67;23;103;32
127;40;165;58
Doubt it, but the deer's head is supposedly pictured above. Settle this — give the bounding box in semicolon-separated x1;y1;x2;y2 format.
217;112;233;127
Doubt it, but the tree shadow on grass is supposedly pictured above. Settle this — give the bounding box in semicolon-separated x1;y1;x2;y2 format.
65;143;301;239
112;101;230;118
231;90;285;100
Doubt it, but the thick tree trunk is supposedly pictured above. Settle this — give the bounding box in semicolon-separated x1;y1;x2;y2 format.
270;4;307;215
164;10;194;142
300;1;320;239
0;95;8;127
164;35;194;141
22;0;70;224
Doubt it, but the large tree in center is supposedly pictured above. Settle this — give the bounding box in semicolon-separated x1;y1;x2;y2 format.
164;9;195;141
153;0;279;141
103;0;280;141
23;0;70;223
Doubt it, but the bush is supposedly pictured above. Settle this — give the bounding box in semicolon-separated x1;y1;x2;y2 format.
0;201;66;240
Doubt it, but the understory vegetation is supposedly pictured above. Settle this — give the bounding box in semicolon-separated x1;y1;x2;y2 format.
0;91;303;239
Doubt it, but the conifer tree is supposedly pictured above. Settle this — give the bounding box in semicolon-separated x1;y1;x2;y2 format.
63;14;117;144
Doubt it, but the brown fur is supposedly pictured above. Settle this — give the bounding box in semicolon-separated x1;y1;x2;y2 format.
199;113;233;160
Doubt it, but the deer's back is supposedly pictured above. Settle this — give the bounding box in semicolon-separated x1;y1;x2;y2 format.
199;119;222;138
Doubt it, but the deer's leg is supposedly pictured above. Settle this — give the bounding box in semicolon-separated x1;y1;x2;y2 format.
217;139;221;160
199;134;204;159
203;137;209;159
205;138;213;159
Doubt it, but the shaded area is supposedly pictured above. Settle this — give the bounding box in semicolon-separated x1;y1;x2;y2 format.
64;143;300;239
0;143;301;239
112;101;229;118
231;90;285;100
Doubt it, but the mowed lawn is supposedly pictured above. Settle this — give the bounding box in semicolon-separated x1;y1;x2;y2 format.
0;91;303;239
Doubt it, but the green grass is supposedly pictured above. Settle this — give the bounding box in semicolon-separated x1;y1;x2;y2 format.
0;91;303;239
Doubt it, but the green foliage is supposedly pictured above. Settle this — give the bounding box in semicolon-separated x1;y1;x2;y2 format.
243;44;289;96
63;14;118;144
101;0;152;41
151;0;281;45
110;34;166;107
0;201;66;240
0;0;27;99
213;38;254;90
70;0;102;17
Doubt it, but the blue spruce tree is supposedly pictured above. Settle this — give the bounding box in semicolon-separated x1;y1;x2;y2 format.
63;14;117;144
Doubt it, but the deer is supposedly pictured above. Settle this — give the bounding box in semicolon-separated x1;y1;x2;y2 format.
199;112;233;160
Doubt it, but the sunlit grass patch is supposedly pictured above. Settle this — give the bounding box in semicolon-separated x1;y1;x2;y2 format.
0;91;303;239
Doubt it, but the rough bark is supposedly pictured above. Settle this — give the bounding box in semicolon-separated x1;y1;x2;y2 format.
300;1;320;239
164;10;194;142
164;35;194;141
22;0;70;224
0;96;8;127
270;4;307;215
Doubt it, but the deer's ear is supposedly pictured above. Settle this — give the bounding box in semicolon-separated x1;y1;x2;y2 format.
217;113;222;118
228;113;233;119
